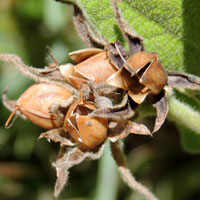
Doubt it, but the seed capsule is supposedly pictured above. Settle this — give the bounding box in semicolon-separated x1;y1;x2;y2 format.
107;51;168;104
64;94;108;150
127;52;168;94
60;49;117;89
6;83;73;129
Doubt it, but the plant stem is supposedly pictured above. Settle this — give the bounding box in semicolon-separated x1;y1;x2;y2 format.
168;95;200;133
110;141;158;200
95;142;119;200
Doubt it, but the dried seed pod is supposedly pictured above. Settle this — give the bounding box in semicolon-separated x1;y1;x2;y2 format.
127;52;168;94
6;83;73;129
107;51;168;104
60;49;117;89
64;93;108;150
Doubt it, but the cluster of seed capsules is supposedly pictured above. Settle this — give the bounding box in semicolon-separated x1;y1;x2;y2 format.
5;45;167;150
4;0;200;197
3;0;170;151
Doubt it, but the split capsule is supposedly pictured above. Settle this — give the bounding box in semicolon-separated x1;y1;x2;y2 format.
64;95;108;150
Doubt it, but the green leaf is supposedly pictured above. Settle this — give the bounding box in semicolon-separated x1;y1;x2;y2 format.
15;0;43;19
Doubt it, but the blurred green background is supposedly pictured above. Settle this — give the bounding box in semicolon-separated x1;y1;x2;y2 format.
0;0;200;200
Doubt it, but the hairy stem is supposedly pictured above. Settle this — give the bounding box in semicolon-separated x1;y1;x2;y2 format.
110;141;158;200
0;54;78;95
168;95;200;133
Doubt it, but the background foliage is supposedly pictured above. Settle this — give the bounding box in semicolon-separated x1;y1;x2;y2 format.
0;0;200;199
